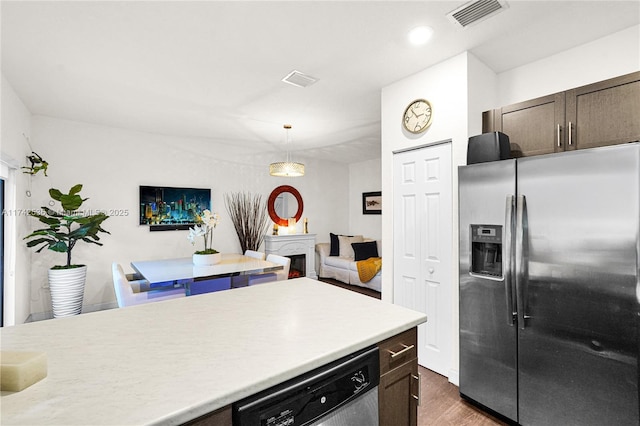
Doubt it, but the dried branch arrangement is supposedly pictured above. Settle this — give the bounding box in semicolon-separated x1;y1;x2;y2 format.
223;191;270;253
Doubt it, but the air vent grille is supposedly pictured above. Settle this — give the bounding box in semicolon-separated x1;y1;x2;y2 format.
281;70;318;88
447;0;508;28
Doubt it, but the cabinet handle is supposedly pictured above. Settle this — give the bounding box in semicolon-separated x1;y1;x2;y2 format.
388;344;415;359
568;121;573;146
412;373;421;406
557;124;561;147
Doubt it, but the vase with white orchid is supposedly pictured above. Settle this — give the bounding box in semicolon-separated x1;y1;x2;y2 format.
187;210;220;255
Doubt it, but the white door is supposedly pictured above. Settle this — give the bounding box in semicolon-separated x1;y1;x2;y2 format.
393;142;452;376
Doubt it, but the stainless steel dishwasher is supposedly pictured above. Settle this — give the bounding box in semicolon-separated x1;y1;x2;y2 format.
233;346;379;426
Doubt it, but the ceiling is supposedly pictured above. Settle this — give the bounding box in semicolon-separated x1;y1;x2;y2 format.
2;1;639;164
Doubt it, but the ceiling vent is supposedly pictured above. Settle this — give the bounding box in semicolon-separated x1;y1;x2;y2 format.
447;0;508;28
281;70;318;88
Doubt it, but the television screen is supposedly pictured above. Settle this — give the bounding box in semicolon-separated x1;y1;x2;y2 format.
139;186;211;231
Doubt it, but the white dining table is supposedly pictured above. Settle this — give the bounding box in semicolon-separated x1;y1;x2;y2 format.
131;254;283;295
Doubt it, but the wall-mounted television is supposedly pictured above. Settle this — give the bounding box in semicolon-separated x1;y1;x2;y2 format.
139;185;211;231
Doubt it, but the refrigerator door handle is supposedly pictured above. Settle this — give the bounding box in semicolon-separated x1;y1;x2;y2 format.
515;194;528;329
504;195;516;326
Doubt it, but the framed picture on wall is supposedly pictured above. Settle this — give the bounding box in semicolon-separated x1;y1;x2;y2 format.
139;185;211;231
362;191;382;215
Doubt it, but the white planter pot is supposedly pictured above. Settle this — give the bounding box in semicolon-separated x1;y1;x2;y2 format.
192;253;221;266
48;266;87;319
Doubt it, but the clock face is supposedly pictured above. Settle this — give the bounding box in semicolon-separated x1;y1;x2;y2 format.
403;99;433;134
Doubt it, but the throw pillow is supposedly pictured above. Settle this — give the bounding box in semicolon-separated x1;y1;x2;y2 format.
329;233;341;256
330;233;353;256
338;235;363;258
352;241;379;261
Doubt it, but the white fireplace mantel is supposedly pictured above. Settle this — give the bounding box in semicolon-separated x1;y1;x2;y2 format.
264;234;317;280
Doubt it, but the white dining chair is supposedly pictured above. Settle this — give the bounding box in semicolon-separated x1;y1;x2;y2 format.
234;250;262;287
244;250;266;260
112;263;184;308
247;254;292;285
266;254;291;281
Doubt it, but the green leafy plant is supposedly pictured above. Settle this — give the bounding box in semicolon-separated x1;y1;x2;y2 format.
24;184;110;269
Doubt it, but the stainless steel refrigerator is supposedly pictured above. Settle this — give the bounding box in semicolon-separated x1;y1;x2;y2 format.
459;142;639;425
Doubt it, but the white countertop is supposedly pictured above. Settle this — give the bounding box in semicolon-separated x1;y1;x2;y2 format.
1;278;427;426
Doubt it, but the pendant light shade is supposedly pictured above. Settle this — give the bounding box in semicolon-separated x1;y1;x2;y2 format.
269;161;305;177
270;124;305;177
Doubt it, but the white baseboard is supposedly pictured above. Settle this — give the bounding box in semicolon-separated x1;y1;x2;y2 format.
448;368;459;386
27;301;118;322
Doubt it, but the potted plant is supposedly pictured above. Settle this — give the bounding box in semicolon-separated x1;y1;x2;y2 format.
24;184;110;318
187;209;221;266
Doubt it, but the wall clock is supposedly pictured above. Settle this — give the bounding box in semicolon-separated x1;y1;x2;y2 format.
402;99;433;134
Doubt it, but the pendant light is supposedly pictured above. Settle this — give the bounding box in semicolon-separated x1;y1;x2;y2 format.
269;124;305;177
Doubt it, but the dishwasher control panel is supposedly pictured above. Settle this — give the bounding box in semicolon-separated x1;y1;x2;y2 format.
233;346;380;426
265;409;294;426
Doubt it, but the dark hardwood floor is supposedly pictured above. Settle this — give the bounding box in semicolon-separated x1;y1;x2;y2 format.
418;367;508;426
317;277;507;426
317;277;381;299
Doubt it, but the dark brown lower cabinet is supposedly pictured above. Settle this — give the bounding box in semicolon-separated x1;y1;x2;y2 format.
379;358;419;426
184;405;232;426
378;327;419;426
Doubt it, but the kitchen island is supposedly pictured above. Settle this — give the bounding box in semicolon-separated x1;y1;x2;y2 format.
1;278;426;425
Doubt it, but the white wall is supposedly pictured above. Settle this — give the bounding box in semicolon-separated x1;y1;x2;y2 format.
1;74;33;325
348;158;381;241
497;25;640;106
23;115;349;318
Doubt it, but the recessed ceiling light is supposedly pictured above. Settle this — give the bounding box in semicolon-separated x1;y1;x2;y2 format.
408;26;434;46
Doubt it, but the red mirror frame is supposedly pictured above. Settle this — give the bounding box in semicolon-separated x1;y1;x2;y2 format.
268;185;304;227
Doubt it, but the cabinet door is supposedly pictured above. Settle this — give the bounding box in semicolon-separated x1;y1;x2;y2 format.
379;359;418;426
565;71;640;151
499;93;565;157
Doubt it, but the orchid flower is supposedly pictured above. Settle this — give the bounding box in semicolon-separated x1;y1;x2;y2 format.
187;225;206;245
188;211;220;254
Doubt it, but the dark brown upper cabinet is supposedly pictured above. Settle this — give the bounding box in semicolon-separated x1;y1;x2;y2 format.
483;71;640;158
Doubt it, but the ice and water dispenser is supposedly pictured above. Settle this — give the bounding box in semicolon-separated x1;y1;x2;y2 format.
470;225;503;278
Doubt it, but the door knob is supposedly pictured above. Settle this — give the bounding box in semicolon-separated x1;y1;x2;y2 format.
428;268;434;274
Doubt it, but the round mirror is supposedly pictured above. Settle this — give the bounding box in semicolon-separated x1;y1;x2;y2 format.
268;185;303;226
